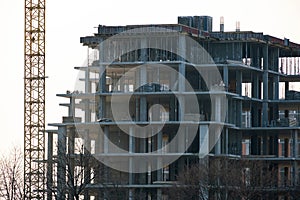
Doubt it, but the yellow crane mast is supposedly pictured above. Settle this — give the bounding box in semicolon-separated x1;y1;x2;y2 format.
24;0;46;198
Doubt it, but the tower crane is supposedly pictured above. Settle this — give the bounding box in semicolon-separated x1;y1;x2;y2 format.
24;0;46;198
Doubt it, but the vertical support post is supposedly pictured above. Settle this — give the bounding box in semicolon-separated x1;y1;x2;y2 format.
85;68;91;122
225;128;228;155
139;39;147;122
129;126;135;187
139;38;148;184
95;125;103;199
252;73;259;98
98;39;106;120
46;131;53;200
285;81;289;99
236;70;242;127
284;138;289;157
103;126;109;186
214;131;221;155
263;135;268;155
57;126;67;199
269;136;274;155
84;130;91;199
274;133;279;157
236;100;242;127
292;130;298;185
215;96;221;122
157;128;163;183
69;96;75;117
236;70;242;96
68;127;75;200
178;35;186;121
251;135;259;155
199;125;209;157
262;44;269;126
223;65;228;91
104;126;109;153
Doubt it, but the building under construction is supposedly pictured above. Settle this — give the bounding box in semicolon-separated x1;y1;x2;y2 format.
46;16;300;199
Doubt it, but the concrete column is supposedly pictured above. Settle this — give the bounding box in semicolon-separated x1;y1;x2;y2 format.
274;134;279;157
263;136;268;155
169;95;176;121
236;100;242;127
273;76;280;121
199;125;209;157
225;128;229;154
84;68;91;122
177;61;186;121
97;39;107;120
104;126;109;153
268;136;274;155
139;38;148;175
139;63;147;185
214;96;221;122
284;138;290;157
98;40;106;92
85;68;91;93
262;45;269;126
275;48;280;72
178;35;186;91
268;78;274;101
178;63;186;92
236;70;242;96
177;35;186;122
215;141;221;155
157;189;162;200
292;130;298;185
251;103;260;127
223;65;228;91
178;95;185;121
103;126;109;186
252;73;259;98
274;76;279;99
68;127;75;200
140;38;147;61
129;127;135;185
228;100;233;124
157;129;163;182
57;126;67;199
251;134;259;155
46;131;54;200
285;81;289;98
69;96;75;117
215;135;221;155
97;65;106;119
135;98;140;121
84;130;91;199
170;68;178;91
293;130;299;157
129;127;135;154
139;66;147;121
96;127;104;154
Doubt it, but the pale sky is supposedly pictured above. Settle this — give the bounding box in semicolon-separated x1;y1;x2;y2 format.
0;0;300;153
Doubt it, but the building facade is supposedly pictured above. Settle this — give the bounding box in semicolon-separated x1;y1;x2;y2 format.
46;16;300;199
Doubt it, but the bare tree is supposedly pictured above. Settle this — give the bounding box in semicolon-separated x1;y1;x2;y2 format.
0;147;23;200
167;158;209;200
229;159;277;200
167;156;283;200
49;142;100;200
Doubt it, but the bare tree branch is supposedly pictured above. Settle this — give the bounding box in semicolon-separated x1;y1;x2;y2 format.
0;146;24;200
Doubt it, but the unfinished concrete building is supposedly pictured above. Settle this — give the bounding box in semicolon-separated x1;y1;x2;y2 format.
46;16;300;199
